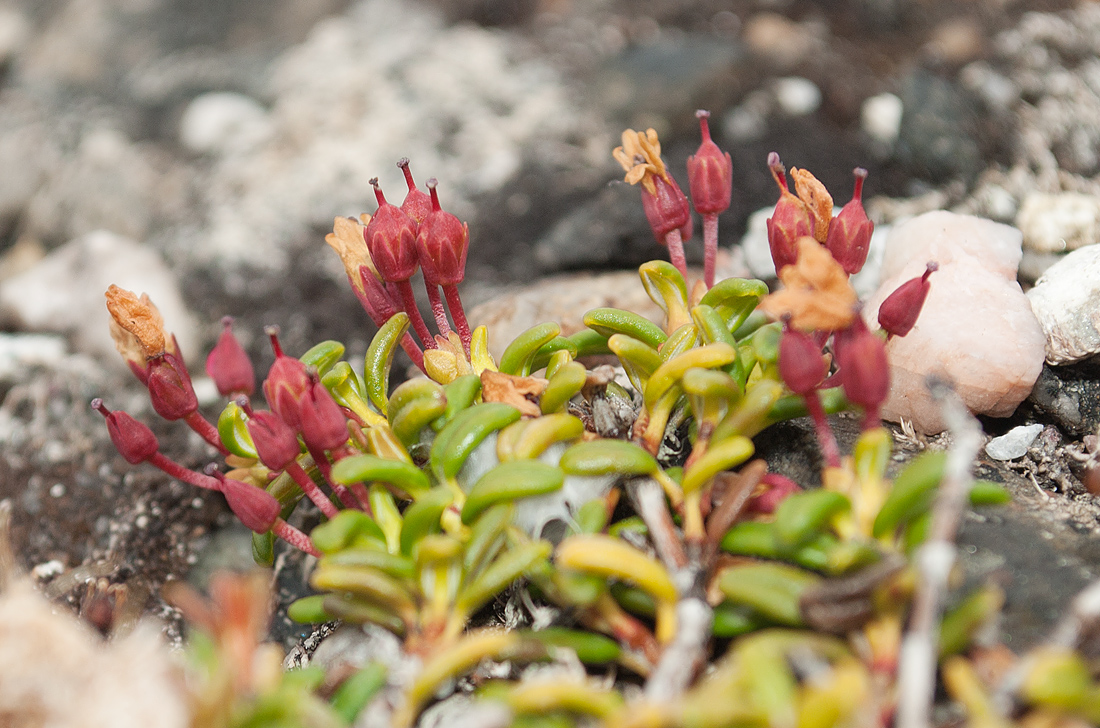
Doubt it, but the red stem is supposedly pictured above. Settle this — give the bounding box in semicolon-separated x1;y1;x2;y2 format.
805;391;842;469
395;279;436;350
184;411;231;456
285;460;340;519
664;228;688;282
148;452;221;490
273;518;320;557
443;284;472;356
703;213;718;289
305;443;360;510
425;282;451;337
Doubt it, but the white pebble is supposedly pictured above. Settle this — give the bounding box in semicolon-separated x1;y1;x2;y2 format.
1027;244;1100;364
1016;191;1100;253
773;77;821;116
179;92;271;155
861;93;903;145
985;424;1044;460
0;333;67;381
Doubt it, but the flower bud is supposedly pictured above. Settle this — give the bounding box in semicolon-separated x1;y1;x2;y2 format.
363;179;420;283
243;402;300;471
206;317;255;397
747;472;802;515
397;158;432;225
642;173;692;243
213;470;281;534
877;262;937;338
261;327;310;430
778;323;826;396
415;179;469;286
825;168;874;275
92;399;159;464
687;110;732;215
766;152;813;273
298;377;349;452
146;353;198;421
834;316;889;414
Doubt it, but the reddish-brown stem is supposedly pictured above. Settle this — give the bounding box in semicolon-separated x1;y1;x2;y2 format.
273;518;320;557
443;284;472;356
285;460;340;519
148;452;221;490
663;228;688;281
805;391;842;469
395;279;436;350
304;443;360;510
425;282;451;337
703;213;718;289
183;411;231;456
350;482;372;512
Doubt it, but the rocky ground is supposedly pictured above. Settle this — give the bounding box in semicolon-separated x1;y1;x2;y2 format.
2;0;1100;659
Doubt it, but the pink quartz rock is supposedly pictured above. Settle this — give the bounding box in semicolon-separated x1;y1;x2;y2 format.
865;211;1046;434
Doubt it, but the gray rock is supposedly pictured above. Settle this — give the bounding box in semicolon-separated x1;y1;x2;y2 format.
985;424;1044;460
897;70;981;181
179;92;271;155
1027;364;1100;437
1026;244;1100;364
0;230;198;366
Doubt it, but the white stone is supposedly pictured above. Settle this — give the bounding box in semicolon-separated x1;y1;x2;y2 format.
0;231;198;367
0;580;188;728
773;76;821;116
179;92;271;155
985;424;1044;460
866;213;1045;434
1016;191;1100;253
1026;244;1100;364
0;333;67;381
861;93;903;145
878;210;1023;283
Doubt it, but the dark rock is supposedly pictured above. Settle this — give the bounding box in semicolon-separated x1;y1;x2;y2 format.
897;69;981;181
1027;363;1100;437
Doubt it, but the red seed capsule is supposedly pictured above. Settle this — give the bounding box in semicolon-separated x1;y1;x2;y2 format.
642;173;692;243
825;168;874;275
244;406;300;471
687;110;733;215
363;179;420;283
146;353;199;421
397;158;432;226
92;399;160;465
834;316;889;413
218;474;282;534
765;153;814;273
778;324;827;396
261;327;310;430
206;317;254;397
298;377;349;453
415;179;469;287
878;262;937;338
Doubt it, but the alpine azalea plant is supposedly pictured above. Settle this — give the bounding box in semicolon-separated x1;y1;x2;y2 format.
92;114;1100;728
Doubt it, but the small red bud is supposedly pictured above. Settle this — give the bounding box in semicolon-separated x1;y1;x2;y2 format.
205;317;254;397
363;179;420;283
778;323;827;396
209;468;281;534
415;179;469;287
642;173;692;243
146;353;198;421
825;168;874;275
298;376;349;453
397;158;433;225
261;327;310;430
877;262;937;338
834;316;889;416
243;403;301;471
687;110;733;215
765;152;813;273
92;399;160;464
746;472;802;515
